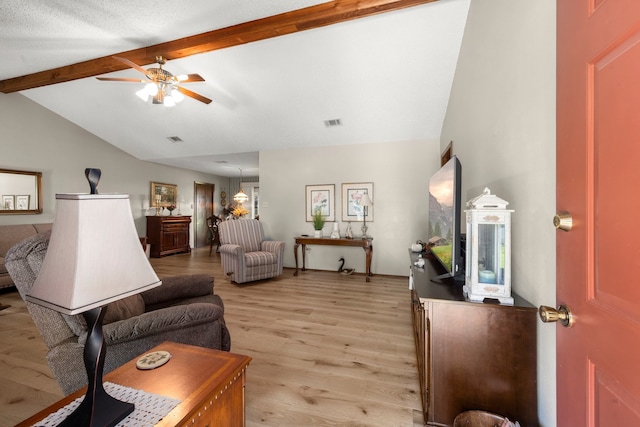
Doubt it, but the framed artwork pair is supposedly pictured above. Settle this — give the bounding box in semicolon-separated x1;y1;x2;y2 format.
305;183;374;223
2;195;30;210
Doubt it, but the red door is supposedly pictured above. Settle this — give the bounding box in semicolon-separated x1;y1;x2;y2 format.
557;0;640;425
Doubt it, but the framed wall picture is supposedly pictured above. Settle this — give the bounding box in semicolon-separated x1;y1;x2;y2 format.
305;184;335;222
15;195;30;210
2;195;15;210
151;182;178;207
342;182;374;222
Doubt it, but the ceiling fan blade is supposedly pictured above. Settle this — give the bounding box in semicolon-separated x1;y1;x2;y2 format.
177;86;212;104
96;77;148;83
177;74;205;83
112;56;150;77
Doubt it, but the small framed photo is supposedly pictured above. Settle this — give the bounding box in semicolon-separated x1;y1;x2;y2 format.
342;182;374;222
151;182;178;207
305;184;335;222
2;195;15;210
15;195;30;210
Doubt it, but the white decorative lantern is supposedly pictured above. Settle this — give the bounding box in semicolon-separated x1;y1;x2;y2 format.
464;188;514;305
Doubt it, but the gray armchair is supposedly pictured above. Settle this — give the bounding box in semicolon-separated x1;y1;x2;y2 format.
5;232;230;395
218;218;285;284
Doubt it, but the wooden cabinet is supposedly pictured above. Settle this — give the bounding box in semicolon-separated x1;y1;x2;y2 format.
146;216;191;258
410;252;538;426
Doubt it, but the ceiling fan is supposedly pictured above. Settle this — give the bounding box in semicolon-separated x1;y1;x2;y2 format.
96;56;212;106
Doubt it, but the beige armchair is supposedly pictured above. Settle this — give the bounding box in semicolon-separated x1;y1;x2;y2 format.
218;219;285;284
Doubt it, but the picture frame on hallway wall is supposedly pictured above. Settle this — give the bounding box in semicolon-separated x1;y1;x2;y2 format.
151;182;178;207
342;182;374;222
305;184;335;222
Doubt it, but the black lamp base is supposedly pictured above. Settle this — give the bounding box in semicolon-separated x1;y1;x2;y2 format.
59;306;134;427
59;391;133;427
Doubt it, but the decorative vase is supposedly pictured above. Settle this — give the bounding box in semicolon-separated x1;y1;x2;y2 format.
314;229;322;238
345;222;353;239
330;223;340;239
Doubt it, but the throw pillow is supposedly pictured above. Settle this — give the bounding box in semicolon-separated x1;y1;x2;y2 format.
103;294;145;324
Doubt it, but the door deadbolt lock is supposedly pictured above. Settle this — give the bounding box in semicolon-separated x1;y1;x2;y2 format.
553;212;573;231
539;304;574;327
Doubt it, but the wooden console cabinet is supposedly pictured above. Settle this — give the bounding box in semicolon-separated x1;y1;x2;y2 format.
146;215;191;258
410;251;538;426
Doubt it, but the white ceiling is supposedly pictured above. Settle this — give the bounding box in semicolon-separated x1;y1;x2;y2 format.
0;0;470;177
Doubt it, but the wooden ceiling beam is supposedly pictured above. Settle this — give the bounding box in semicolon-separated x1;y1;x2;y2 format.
0;0;437;93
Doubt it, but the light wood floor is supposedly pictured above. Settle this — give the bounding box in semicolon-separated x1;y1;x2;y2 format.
0;248;423;426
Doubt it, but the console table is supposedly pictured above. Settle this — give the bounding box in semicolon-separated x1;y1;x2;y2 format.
294;236;373;282
410;251;538;426
16;342;251;427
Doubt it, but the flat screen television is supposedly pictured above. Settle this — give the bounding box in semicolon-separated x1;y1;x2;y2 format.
427;155;463;279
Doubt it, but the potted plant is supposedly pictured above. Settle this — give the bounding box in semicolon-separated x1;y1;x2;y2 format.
312;209;325;237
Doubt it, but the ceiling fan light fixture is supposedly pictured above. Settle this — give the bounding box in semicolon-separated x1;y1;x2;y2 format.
99;56;212;105
145;83;158;96
152;88;164;104
172;88;184;103
136;88;149;102
164;95;176;107
137;82;159;102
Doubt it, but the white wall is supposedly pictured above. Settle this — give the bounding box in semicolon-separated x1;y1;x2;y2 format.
0;92;226;246
441;1;557;425
259;139;440;276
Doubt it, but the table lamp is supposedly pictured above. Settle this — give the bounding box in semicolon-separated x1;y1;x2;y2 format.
26;169;161;427
359;192;373;239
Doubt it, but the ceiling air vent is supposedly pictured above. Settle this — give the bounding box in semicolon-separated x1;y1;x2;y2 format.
324;118;342;127
167;136;183;143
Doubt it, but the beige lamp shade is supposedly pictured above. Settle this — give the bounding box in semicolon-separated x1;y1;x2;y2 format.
27;193;161;315
359;192;373;208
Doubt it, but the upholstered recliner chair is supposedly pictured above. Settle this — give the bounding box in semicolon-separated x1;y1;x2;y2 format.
5;232;231;395
218;218;285;284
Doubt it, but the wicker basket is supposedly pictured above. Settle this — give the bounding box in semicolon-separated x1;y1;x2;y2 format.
453;410;507;427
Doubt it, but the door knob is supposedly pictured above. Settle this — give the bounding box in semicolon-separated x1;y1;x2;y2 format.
539;304;574;327
553;212;573;231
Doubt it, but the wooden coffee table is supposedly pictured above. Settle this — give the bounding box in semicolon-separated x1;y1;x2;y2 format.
16;342;251;427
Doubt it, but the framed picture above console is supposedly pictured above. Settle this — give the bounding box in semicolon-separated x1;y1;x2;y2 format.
341;182;374;222
305;184;335;222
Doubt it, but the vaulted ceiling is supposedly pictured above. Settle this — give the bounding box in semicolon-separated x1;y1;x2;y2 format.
0;0;470;177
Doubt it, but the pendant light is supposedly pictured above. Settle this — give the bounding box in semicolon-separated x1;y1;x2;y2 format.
233;169;248;204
